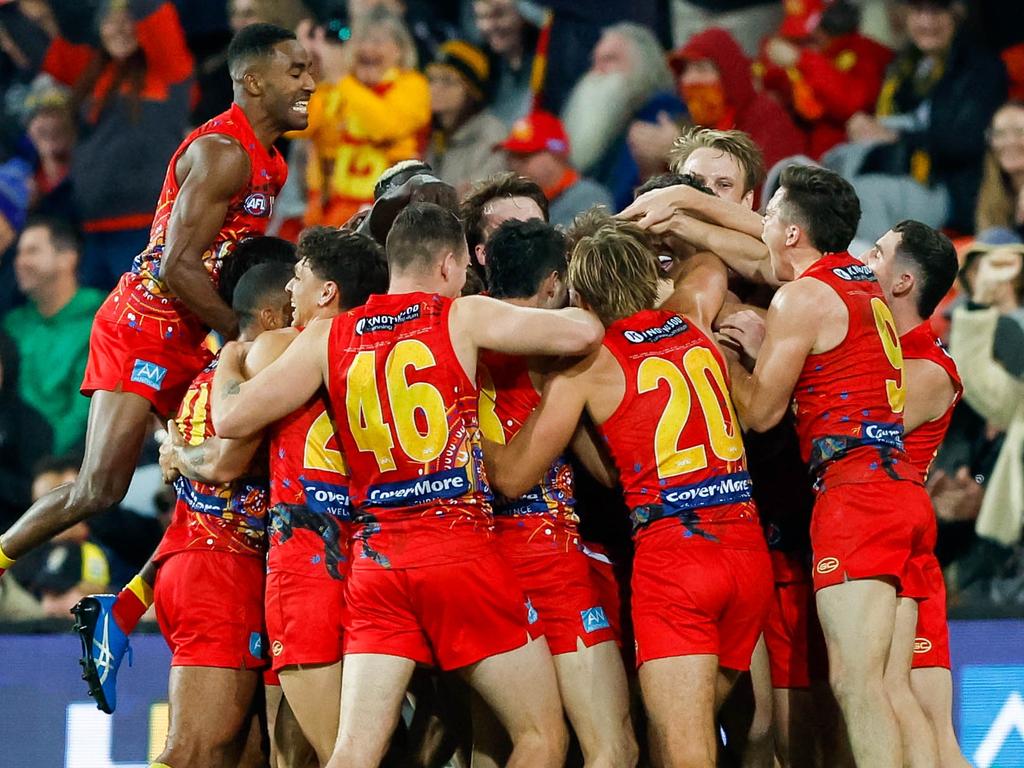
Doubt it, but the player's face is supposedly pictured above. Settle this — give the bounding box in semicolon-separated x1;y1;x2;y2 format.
761;188;792;281
287;258;323;326
861;229;902;301
481;196;545;241
262;41;316;132
681;147;752;207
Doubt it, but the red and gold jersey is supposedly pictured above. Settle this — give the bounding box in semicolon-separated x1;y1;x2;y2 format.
110;104;288;340
793;253;915;486
599;310;763;549
154;357;268;562
900;321;962;480
326;293;492;569
267;393;352;580
478;351;579;554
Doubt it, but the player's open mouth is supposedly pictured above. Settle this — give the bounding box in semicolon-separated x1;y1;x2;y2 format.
292;100;309;115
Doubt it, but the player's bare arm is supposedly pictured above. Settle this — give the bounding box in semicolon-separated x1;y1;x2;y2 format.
903;358;957;433
621;183;765;239
163;134;252;339
570;421;618;488
649;211;776;286
213;320;329;438
449;296;604;379
488;358;595;498
721;280;835;432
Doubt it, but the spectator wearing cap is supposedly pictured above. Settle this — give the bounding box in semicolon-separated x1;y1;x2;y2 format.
669;28;806;174
500;111;613;228
829;0;1007;242
757;0;893;159
27;540;114;618
295;8;430;228
426;40;509;195
2;217;105;456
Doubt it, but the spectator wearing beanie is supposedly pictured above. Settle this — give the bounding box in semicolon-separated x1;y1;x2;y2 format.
426;41;510;196
499;111;613;228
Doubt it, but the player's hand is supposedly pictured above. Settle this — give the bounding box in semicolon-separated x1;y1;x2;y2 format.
619;185;700;229
627;112;679;178
717;310;766;361
972;248;1023;306
846;112;898;144
159;419;183;484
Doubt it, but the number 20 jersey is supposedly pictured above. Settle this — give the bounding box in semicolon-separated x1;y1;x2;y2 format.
793;252;915;487
598;309;764;549
326;293;493;570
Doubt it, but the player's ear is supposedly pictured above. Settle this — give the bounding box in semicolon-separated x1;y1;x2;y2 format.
242;70;263;97
741;189;754;209
440;250;457;281
893;268;916;300
474;242;487;267
321;280;339;307
785;223;801;247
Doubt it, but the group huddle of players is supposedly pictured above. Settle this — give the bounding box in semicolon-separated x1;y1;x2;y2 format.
0;22;973;768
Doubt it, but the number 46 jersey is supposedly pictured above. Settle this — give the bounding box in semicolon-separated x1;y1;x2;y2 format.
599;309;764;549
326;293;493;570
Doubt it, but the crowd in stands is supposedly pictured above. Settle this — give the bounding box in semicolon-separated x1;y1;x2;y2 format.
0;0;1023;621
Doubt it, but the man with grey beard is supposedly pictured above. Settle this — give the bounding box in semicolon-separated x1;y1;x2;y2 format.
561;22;686;210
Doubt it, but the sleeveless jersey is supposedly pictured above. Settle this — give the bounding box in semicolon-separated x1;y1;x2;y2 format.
900;321;962;480
793;253;914;487
598;310;763;549
268;391;351;581
326;293;493;569
478;351;580;553
154;356;268;562
106;104;287;340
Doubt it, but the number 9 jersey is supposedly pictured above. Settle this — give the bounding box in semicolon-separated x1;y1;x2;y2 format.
326;293;493;570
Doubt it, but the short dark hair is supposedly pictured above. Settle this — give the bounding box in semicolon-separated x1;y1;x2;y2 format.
778;165;861;254
891;219;958;319
23;215;80;254
231;261;293;329
297;227;388;310
634;172;713;199
218;236;297;305
227;23;297;79
486;220;567;300
460;172;549;256
386;202;466;273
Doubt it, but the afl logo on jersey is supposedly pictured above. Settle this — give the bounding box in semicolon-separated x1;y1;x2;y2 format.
243;192;272;217
816;556;840;574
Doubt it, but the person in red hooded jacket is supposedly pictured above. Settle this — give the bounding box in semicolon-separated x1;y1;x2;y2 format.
669;27;806;173
758;0;893;160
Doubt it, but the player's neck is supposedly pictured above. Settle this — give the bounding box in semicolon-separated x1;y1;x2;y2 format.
32;276;77;318
388;275;446;296
890;298;924;336
790;247;827;279
235;98;281;152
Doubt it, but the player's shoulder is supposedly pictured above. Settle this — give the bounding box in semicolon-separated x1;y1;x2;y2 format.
245;327;300;375
770;275;841;317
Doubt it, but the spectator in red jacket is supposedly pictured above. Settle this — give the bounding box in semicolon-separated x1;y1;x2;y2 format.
758;0;893;159
669;27;806;172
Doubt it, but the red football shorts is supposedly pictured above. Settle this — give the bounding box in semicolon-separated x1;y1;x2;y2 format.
154;550;266;669
343;549;533;670
498;545;617;656
762;577;829;689
581;542;623;644
810;480;932;598
265;570;346;672
631;524;772;670
82;280;211;417
912;555;951;670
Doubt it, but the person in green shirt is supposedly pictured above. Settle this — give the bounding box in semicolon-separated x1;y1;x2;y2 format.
2;217;104;455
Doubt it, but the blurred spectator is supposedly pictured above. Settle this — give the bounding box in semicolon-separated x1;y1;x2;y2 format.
0;156;31;311
0;331;53;533
425;40;508;195
827;0;1007;242
949;232;1024;551
27;540;113;618
759;0;893;159
22;85;76;220
668;0;783;57
460;171;548;276
976;101;1024;236
0;0;51;157
349;0;460;67
669;28;806;174
0;573;45;622
472;0;538;127
16;0;194;291
499;111;612;228
563;22;686;210
298;8;430;227
2;217;104;456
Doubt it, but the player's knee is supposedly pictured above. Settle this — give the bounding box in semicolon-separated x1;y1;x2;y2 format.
660;734;715;768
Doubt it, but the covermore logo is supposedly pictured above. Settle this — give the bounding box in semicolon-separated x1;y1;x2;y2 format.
960;665;1024;767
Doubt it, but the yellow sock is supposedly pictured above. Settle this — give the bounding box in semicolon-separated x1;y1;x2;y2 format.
126;573;155;607
150;763;173;768
0;540;15;571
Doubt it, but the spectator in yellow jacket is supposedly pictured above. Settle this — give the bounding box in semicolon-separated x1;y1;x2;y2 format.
299;7;430;227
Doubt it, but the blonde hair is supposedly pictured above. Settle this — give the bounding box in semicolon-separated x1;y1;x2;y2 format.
567;219;659;326
975;102;1024;232
668;127;766;195
354;7;418;71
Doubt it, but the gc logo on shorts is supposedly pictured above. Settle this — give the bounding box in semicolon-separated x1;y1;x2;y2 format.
816;557;840;575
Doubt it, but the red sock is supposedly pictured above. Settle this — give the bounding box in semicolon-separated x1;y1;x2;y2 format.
111;574;154;634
